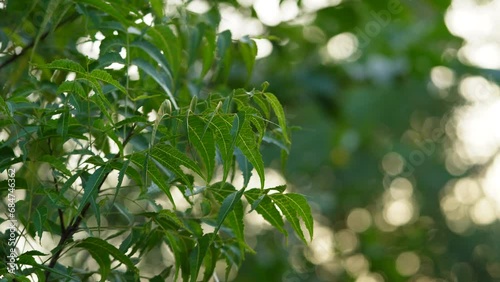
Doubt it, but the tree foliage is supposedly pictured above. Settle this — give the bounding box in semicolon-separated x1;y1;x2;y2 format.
0;1;313;281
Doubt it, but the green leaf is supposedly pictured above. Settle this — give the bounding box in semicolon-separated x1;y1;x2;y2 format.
245;189;287;235
234;114;265;188
57;80;86;98
78;0;130;24
201;28;216;78
189;234;211;282
264;92;291;145
88;69;126;93
147;25;181;77
76;166;109;215
130;40;173;84
39;59;86;74
39;155;71;177
239;36;258;81
235;148;253;187
164;232;191;282
215;188;245;235
149;144;203;187
33;206;47;241
57;106;69;141
75;237;138;280
132;58;178;109
207;114;234;182
187;114;215;182
269;193;313;243
129;153;175;208
112;159;129;204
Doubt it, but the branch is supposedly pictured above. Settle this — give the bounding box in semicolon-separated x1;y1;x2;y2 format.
45;125;137;280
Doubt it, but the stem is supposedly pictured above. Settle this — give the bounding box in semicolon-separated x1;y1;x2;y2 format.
45;125;136;280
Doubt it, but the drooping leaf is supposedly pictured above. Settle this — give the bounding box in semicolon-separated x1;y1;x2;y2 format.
269;193;313;243
239;36;258;81
264;92;291;145
234;115;265;188
39;155;71;177
75;237;138;280
147;25;181;77
189;234;211;282
235;148;253;188
31;0;63;60
149;143;203;187
129;153;175;208
206;114;234;182
132;58;178;109
245;189;287;235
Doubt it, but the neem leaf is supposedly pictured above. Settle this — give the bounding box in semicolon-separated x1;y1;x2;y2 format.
245;189;287;236
132;58;178;110
75;237;138;281
129;153;175;208
189;234;211;282
33;206;47;241
187;114;215;182
39;155;71;177
76;166;109;215
88;69;126;93
264;92;291;145
149;144;203;187
206;114;234;182
269;193;313;243
239;36;258;80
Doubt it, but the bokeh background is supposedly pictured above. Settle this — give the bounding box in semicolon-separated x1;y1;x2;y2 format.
191;0;500;281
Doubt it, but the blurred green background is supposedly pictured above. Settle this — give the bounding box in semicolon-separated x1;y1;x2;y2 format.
212;0;500;281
